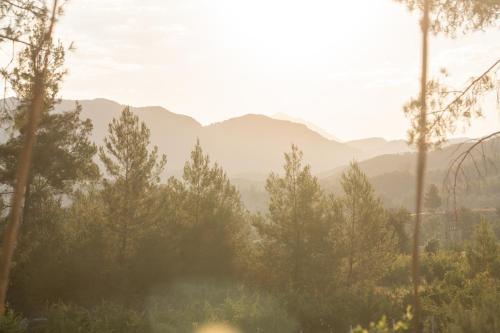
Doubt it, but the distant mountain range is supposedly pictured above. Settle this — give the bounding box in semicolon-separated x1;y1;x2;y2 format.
51;98;423;176
321;137;500;209
3;97;496;211
49;98;478;179
345;137;413;158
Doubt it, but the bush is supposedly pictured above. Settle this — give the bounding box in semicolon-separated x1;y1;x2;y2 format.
146;280;297;333
16;282;295;333
0;309;26;333
442;273;500;332
353;307;412;333
32;302;149;333
381;255;411;287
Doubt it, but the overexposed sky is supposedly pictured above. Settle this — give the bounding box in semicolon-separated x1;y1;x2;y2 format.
55;0;500;141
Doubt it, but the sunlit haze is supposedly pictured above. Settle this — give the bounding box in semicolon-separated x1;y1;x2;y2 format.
56;0;500;141
2;1;500;331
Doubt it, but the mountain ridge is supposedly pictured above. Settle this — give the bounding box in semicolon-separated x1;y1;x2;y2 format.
2;97;474;179
50;98;363;175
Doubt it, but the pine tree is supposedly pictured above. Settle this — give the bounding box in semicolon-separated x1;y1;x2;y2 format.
0;103;98;220
339;162;395;285
257;145;334;290
424;184;441;212
467;219;498;276
167;140;247;277
99;106;166;260
0;2;67;315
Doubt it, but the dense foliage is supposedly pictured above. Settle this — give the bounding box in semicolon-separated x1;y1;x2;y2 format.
1;106;500;332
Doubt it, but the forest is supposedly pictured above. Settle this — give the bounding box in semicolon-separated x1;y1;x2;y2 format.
0;0;500;333
2;103;500;333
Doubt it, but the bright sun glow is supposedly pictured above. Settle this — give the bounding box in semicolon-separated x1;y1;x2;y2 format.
49;0;500;140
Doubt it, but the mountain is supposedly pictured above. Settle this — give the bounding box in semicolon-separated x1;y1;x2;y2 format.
199;114;361;175
53;99;362;175
55;98;202;175
321;142;473;185
321;137;500;209
4;97;493;212
344;137;472;160
271;112;341;141
345;137;413;158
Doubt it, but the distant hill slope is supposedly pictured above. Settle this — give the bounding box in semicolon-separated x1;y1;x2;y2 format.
321;138;500;209
3;97;493;212
271;112;341;141
52;99;363;175
344;137;470;161
55;98;202;175
345;137;413;158
200;114;361;174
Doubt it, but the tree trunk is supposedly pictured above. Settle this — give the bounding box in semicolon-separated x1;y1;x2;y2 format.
412;1;429;332
0;0;58;317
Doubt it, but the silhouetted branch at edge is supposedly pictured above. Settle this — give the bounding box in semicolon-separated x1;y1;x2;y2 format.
0;33;32;46
425;59;500;139
0;0;59;318
438;58;500;226
412;1;429;332
428;59;500;116
1;1;46;46
445;130;500;224
3;0;42;13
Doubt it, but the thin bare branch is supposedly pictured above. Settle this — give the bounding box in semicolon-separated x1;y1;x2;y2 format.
446;130;500;223
0;33;31;46
428;59;500;116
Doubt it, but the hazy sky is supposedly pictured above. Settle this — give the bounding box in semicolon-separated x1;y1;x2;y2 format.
55;0;500;141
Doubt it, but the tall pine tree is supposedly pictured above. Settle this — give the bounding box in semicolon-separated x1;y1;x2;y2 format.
257;145;334;290
339;162;395;285
99;106;166;260
167;140;248;277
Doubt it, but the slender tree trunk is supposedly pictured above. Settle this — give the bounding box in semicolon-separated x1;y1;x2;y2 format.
347;196;355;285
292;163;301;289
0;0;58;317
21;171;33;222
413;1;429;332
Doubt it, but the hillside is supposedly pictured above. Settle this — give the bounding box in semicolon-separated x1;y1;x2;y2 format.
321;138;500;209
271;112;341;141
199;114;360;174
345;137;413;158
53;99;364;175
55;99;202;173
8;97;494;212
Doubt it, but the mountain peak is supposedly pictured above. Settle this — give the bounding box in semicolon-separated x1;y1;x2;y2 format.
271;112;341;142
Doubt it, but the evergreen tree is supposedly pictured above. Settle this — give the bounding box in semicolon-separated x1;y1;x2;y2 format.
339;162;395;285
467;220;498;276
0;5;80;315
257;145;335;290
166;140;247;277
424;184;441;212
0;103;98;219
1;103;99;311
387;208;411;254
99;106;166;260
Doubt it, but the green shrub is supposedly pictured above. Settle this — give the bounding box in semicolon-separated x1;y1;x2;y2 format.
353;307;412;333
146;280;297;333
442;273;500;333
381;255;411;287
0;309;26;333
33;302;149;333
